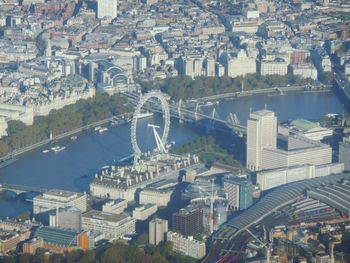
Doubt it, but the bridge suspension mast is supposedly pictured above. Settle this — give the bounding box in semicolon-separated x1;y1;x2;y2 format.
178;99;184;123
195;103;199;120
226;113;240;125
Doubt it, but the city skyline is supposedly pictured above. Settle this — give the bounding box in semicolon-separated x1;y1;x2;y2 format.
0;0;350;262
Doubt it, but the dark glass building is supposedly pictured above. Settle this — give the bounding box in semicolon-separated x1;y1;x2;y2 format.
172;206;203;237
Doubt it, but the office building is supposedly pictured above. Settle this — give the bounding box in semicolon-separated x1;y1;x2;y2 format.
259;59;288;76
166;231;206;259
57;207;82;232
132;204;158;220
139;188;173;207
33;189;87;215
139;179;176;207
339;139;350;171
97;0;117;19
247;110;332;172
172;205;203;237
149;218;168;245
102;199;127;214
261;137;332;170
223;175;253;211
247;110;277;171
291;63;318;80
205;57;216;77
181;57;203;79
226;50;256;78
256;163;344;191
82;210;135;240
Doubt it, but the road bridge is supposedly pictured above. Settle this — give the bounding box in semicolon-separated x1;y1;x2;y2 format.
334;69;350;102
0;183;47;195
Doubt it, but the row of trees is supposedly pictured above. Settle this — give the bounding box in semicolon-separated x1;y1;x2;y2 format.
0;94;132;156
1;241;194;263
138;74;319;101
173;136;242;167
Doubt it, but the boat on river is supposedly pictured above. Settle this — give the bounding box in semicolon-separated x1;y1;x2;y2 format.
51;146;66;152
136;112;154;119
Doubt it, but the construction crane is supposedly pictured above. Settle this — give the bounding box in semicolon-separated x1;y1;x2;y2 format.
246;228;271;263
209;178;214;234
190;178;217;234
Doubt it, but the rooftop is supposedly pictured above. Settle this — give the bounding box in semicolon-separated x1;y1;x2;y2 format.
82;209;128;223
33;226;78;247
290;118;320;131
40;189;84;201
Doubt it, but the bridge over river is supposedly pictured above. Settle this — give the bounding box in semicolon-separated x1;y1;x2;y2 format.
0;183;47;195
123;91;247;135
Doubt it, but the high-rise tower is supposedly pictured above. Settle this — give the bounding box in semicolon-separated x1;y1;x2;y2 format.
247;109;277;171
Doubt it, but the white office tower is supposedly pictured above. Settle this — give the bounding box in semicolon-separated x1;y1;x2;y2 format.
97;0;118;19
149;218;168;245
339;139;350;171
247;110;277;171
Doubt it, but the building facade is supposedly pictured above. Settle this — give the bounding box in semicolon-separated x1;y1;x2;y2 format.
339;141;350;171
57;207;82;232
82;210;135;240
226;50;256;77
172;206;203;237
247;110;277;171
259;59;288;76
149;218;168;245
224;176;253;210
166;231;206;259
97;0;117;19
132;204;158;220
139;189;173;207
33;189;87;215
102;199;127;214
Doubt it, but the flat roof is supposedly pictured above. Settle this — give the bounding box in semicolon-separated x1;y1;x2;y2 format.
82;209;128;223
290;119;320;131
43;189;81;199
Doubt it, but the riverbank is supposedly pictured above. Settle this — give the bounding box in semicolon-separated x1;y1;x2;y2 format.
139;74;328;101
0;93;132;157
0;113;132;166
0;91;348;220
197;85;331;102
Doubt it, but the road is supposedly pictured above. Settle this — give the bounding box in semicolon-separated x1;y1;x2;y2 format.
196;84;331;102
334;68;350;100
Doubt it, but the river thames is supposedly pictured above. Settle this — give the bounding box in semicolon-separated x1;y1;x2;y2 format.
0;91;349;219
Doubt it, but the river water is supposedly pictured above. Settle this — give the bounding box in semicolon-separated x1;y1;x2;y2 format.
0;91;348;219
